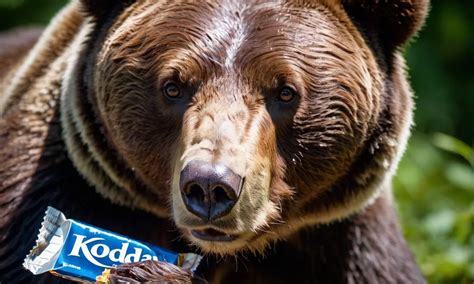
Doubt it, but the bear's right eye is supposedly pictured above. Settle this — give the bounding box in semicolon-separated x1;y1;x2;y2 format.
278;86;297;103
163;81;181;98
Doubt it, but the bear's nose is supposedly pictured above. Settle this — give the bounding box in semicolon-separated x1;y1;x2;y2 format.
179;160;243;221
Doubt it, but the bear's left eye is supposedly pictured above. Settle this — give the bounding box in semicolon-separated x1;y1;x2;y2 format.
163;81;181;98
278;86;297;102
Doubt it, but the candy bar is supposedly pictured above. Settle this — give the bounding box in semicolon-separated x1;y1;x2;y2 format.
23;207;202;282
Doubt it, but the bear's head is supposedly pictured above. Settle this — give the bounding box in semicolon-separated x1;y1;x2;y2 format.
62;0;428;254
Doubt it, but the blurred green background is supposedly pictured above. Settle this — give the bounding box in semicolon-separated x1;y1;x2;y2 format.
0;0;472;283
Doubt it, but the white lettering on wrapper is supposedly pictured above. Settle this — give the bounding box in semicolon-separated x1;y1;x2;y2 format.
68;235;109;267
67;234;161;268
110;242;130;262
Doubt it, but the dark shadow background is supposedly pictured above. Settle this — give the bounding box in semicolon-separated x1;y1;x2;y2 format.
0;0;472;283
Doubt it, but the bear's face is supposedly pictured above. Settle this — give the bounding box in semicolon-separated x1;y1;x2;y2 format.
73;0;428;254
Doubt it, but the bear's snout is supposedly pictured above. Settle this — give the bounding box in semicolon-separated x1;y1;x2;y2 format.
169;91;282;252
179;160;243;221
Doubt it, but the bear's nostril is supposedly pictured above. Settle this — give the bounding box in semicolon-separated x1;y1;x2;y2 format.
213;186;230;203
188;183;205;203
210;185;236;220
182;183;210;220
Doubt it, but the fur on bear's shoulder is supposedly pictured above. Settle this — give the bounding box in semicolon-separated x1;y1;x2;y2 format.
0;2;83;115
0;27;43;80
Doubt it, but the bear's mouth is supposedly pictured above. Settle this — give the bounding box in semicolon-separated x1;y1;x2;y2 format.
191;228;238;242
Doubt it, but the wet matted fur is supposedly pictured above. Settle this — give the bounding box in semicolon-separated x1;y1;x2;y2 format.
0;0;428;283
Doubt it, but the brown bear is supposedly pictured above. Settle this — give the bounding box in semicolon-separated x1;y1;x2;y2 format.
0;0;429;283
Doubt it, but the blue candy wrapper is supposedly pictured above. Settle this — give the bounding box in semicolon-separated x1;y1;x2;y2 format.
23;207;201;282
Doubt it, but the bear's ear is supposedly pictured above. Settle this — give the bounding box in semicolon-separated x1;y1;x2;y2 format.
79;0;136;19
341;0;429;55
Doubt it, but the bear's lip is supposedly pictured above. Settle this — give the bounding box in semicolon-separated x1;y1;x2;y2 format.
191;228;238;242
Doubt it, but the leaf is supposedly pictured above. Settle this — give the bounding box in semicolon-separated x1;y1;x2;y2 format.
433;133;474;166
445;163;474;191
423;209;455;236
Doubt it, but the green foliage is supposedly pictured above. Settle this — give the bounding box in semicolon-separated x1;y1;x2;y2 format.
433;133;473;167
0;0;67;29
406;0;474;143
0;0;24;8
0;0;473;283
399;2;474;281
394;134;474;283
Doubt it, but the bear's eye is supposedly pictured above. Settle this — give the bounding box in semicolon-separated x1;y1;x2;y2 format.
278;86;297;102
163;81;181;98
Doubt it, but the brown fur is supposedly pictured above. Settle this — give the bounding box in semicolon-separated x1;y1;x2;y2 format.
0;27;43;79
0;0;428;283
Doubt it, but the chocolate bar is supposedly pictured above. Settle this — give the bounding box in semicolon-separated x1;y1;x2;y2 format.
23;207;202;282
97;260;208;284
